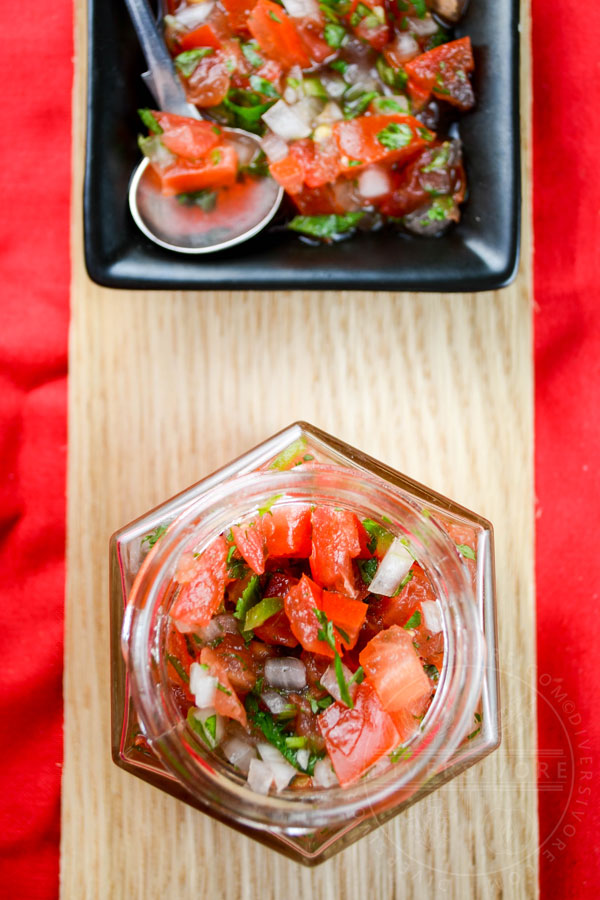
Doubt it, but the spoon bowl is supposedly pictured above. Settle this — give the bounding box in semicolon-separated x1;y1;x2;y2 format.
124;0;283;254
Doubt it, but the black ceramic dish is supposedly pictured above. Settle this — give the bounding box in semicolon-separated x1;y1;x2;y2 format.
84;0;520;291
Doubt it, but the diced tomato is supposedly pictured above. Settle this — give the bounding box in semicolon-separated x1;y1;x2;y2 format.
284;574;335;657
301;649;331;688
200;647;248;728
379;141;466;218
178;23;223;51
359;625;432;714
165;622;196;694
318;682;400;786
170;536;229;628
405;77;432;111
333;114;432;172
253;572;299;646
261;504;312;557
153;113;223;160
354;17;389;50
296;18;333;63
320;590;367;651
380;563;435;628
255;58;284;88
184;51;233;106
231;522;266;574
248;0;311;68
205;633;258;693
404;37;475;111
310;506;362;597
389;706;417;744
154;144;238;196
221;0;258;33
269;154;305;194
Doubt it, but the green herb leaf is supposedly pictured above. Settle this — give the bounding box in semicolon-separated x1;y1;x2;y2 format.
389;745;412;763
403;610;422;629
412;0;426;17
362;518;394;555
176;189;217;212
417;126;435;142
358;557;378;585
141;523;168;548
391;567;414;596
166;654;189;684
174;47;214;77
249;74;281;98
371;96;409;114
239;148;270;178
227;544;249;580
187;708;218;748
216;682;232;696
241;41;264;67
330;58;349;75
375;55;408;91
423;663;439;682
138;108;163;134
457;543;476;561
234;574;261;621
221;89;276;134
377;122;414;150
244;595;283;631
324;23;347;48
335;652;353;707
288;212;364;240
343;89;378;120
245;694;322;773
268;9;282;21
258;493;283;516
348;666;364;685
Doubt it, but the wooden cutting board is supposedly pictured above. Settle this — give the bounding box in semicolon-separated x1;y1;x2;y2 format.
60;1;537;896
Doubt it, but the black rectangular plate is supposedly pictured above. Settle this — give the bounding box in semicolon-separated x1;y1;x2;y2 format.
84;0;520;291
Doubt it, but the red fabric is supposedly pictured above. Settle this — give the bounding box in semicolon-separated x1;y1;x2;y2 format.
533;2;600;896
0;2;72;897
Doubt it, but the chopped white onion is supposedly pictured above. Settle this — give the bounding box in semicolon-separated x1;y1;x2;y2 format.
173;2;214;28
313;758;338;788
406;14;439;36
262;100;311;140
283;86;299;104
321;662;358;705
421;599;443;634
265;657;307;691
196;614;238;643
369;537;414;596
260;131;289;163
358;165;391;199
296;749;310;770
256;743;296;791
247;758;274;794
389;31;420;62
260;691;294;715
189;662;218;709
281;0;319;17
222;737;257;775
319;73;347;99
316;101;344;124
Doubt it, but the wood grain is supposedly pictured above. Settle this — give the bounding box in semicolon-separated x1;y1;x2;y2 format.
61;1;537;896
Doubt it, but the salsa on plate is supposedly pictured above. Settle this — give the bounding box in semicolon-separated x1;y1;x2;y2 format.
152;475;477;794
138;0;475;242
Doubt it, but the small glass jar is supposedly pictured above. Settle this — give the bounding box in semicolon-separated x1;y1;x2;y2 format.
110;422;499;864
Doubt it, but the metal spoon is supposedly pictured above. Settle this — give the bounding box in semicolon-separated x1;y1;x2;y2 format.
124;0;283;254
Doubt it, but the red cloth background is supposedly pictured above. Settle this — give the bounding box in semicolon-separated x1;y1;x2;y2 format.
0;2;72;897
1;0;600;896
533;0;600;894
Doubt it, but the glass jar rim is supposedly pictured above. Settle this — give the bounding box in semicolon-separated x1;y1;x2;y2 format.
123;465;485;832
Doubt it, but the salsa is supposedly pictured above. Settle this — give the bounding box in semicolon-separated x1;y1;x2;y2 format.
154;473;478;793
138;0;475;242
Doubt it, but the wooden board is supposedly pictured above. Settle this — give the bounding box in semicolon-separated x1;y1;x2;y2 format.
61;1;537;896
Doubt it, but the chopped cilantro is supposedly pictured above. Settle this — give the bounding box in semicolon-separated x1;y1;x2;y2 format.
289;212;364;240
343;88;378;120
358;557;378;585
403;610;422;630
315;608;354;707
249;74;280;98
137;108;163;134
216;683;232;696
324;23;347;48
241;41;264;67
258;493;283;516
141;523;168;548
390;745;412;763
423;663;439;682
362;517;394;554
174;47;214;78
457;543;476;561
176;189;217;212
391;567;414;596
377;122;414;150
187;708;218;748
245;694;322;773
234;574;261;620
412;0;426;17
166;654;189;684
268;9;281;21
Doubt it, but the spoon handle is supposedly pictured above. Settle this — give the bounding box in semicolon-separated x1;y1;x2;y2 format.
123;0;201;119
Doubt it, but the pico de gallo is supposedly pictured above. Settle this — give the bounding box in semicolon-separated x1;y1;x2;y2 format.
137;0;475;242
149;473;478;794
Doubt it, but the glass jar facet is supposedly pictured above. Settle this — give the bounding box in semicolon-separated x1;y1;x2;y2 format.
110;422;500;864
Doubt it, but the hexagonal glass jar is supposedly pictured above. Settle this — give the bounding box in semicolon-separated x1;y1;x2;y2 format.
110;422;500;865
